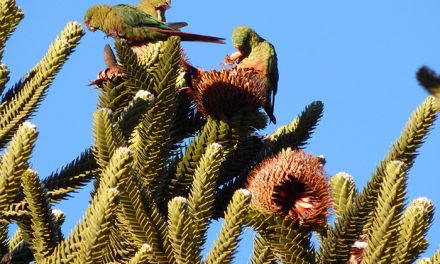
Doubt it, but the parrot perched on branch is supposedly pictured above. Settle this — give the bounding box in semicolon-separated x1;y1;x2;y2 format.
226;26;279;124
136;0;171;22
84;4;225;45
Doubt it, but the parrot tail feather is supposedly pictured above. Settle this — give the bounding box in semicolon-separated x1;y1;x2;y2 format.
155;29;226;44
166;22;188;29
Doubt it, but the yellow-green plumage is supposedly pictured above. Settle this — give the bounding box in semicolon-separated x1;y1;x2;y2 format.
231;26;279;123
84;4;225;45
136;0;169;21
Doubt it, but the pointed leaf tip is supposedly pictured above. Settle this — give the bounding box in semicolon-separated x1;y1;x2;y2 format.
238;188;252;197
23;121;37;130
172;196;188;203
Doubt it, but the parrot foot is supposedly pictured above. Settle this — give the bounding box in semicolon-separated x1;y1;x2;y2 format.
228;51;243;62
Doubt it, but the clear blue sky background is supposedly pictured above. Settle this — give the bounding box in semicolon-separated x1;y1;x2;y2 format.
4;0;440;261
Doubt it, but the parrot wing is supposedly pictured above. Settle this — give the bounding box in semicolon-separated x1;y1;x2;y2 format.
267;42;279;96
113;4;175;30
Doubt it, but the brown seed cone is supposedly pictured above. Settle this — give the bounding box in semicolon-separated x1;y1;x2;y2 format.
193;68;267;118
246;149;330;228
180;47;200;94
89;66;124;88
347;234;368;264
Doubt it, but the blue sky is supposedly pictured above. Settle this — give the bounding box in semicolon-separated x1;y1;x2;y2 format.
4;0;440;261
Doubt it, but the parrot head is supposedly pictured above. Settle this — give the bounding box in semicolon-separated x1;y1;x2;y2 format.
231;25;262;57
155;0;171;11
84;5;112;32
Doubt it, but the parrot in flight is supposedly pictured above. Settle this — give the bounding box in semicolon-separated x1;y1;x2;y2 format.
226;26;278;124
136;0;171;22
84;4;225;45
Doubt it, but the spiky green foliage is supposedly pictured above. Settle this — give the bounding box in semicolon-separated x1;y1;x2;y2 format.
392;197;435;264
128;244;154;264
0;122;37;213
93;108;125;173
188;143;224;253
246;206;315;264
42;148;97;203
0;0;23;60
0;223;7;256
319;96;438;264
205;189;251;264
249;235;276;264
431;248;440;263
129;37;181;194
51;209;65;241
171;116;237;198
20;169;59;261
116;160;171;263
417;258;432;264
0;22;83;147
116;41;153;94
363;161;407;264
217;111;267;186
8;227;23;252
267;100;323;147
167;197;198;263
97;79;128;117
119;90;155;138
330;172;356;220
0;64;10;95
42;147;132;263
78;188;120;264
416;250;440;264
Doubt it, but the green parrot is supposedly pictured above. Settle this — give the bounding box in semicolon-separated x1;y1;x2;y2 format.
227;25;278;124
84;4;225;45
136;0;170;22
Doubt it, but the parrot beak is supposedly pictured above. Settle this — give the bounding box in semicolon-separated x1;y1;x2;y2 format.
84;21;96;32
228;51;243;61
156;1;171;11
165;0;172;9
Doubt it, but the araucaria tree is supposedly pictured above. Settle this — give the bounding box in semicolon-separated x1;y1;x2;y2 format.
0;0;439;263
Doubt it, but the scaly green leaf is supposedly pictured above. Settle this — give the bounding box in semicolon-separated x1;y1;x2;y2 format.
0;22;83;147
0;122;37;212
204;189;251;264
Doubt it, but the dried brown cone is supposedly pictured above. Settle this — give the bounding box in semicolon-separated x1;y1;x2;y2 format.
347;234;368;264
193;68;267;118
179;47;201;96
88;66;124;88
246;149;330;228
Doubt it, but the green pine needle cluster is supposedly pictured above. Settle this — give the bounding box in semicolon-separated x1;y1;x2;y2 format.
0;0;439;263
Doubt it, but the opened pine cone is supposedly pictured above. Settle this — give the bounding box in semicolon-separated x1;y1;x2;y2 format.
246;149;330;228
193;68;266;118
88;66;124;88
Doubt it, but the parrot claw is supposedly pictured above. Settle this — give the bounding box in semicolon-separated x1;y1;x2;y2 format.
228;51;243;62
224;54;238;66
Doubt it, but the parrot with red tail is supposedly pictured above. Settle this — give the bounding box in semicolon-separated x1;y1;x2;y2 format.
84;4;225;45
